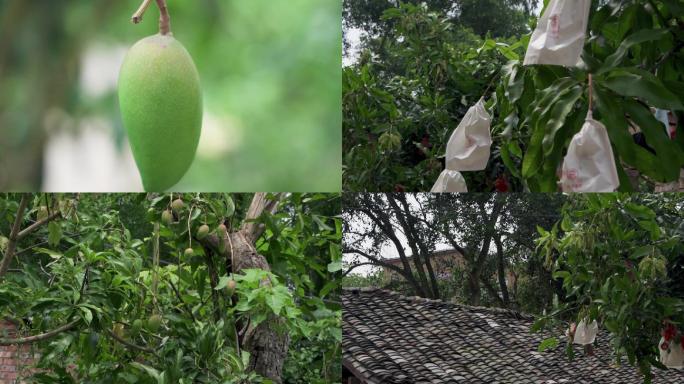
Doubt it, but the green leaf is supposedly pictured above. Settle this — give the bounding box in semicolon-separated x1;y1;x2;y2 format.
130;362;162;380
538;337;559;352
624;203;656;220
541;85;583;156
594;85;662;178
79;307;93;325
48;221;62;247
602;68;684;110
623;100;684;181
522;78;577;179
34;247;63;259
598;29;670;73
265;292;287;315
327;261;342;273
215;276;230;290
225;195;235;218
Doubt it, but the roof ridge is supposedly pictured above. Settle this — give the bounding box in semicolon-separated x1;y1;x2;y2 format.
343;287;535;320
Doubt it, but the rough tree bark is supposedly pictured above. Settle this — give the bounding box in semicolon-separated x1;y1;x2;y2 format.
200;193;290;383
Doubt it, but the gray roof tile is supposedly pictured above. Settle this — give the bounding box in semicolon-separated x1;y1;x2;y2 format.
343;288;684;384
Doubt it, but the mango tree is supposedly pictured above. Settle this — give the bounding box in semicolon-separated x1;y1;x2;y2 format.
535;194;684;382
0;193;341;383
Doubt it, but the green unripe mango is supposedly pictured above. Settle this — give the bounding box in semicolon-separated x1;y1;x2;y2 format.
146;314;162;333
118;34;202;191
161;209;174;225
184;247;194;257
197;224;209;239
131;319;143;335
171;198;184;212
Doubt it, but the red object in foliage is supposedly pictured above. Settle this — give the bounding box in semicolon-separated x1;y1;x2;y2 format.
421;135;431;149
394;184;406;193
494;175;510;192
662;323;677;341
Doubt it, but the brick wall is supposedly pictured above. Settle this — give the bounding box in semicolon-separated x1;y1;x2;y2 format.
0;320;37;384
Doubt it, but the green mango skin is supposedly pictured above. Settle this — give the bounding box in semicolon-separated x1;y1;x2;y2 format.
118;34;202;191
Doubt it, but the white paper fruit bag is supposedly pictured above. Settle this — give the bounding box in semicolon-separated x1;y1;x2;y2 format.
445;98;492;171
660;337;684;369
523;0;591;67
431;170;468;193
560;111;619;192
572;319;598;345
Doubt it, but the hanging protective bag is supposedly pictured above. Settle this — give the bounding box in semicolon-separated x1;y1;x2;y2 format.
445;98;492;171
431;170;468;193
523;0;592;67
560;111;620;192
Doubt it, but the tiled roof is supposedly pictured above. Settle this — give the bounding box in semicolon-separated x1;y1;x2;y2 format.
343;288;684;384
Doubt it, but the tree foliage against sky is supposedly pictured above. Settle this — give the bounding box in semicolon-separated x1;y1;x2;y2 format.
343;0;684;192
0;193;341;384
342;193;564;309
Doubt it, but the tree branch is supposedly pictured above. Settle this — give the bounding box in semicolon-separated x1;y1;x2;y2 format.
106;329;156;354
17;211;61;240
0;319;80;345
242;193;284;243
131;0;154;23
0;194;29;279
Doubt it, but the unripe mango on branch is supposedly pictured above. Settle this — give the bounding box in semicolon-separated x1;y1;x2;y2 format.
118;34;202;191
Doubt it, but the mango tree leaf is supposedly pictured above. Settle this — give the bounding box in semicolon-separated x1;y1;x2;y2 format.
598;29;670;73
602;68;684;110
48;222;62;247
538;337;559;352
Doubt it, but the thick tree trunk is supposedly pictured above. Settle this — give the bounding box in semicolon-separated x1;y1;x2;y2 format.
494;235;510;306
467;267;481;306
230;224;289;383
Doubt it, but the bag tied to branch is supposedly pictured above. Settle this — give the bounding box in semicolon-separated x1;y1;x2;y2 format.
523;0;591;67
431;170;468;193
560;111;620;192
445;98;492;171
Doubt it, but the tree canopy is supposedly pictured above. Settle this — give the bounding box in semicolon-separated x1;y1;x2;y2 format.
0;193;341;384
343;0;684;192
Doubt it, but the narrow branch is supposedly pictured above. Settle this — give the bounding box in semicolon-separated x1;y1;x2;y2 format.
131;0;154;23
242;193;285;243
17;211;61;240
167;279;197;323
106;329;156;354
0;319;80;345
0;194;30;279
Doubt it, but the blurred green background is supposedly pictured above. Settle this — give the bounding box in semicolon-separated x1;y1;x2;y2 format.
0;0;341;192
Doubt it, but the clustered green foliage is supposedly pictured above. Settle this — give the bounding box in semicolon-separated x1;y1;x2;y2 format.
344;0;684;192
534;194;684;383
343;2;531;191
493;0;684;192
0;193;341;383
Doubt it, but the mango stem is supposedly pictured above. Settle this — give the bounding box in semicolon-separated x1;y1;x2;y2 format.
131;0;153;24
156;0;172;36
131;0;172;36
